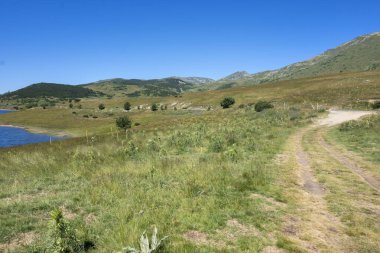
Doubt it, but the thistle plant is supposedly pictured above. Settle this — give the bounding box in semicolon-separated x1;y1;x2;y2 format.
122;227;168;253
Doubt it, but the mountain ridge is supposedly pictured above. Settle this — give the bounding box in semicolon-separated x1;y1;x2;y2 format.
217;31;380;87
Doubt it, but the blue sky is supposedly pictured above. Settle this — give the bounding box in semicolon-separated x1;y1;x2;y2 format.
0;0;379;93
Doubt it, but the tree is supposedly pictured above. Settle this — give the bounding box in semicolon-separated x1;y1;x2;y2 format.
254;100;273;112
124;102;131;111
98;103;105;110
116;115;132;130
151;103;158;111
220;97;235;109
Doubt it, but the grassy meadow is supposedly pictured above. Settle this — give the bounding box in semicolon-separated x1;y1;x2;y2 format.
0;70;379;252
0;108;312;252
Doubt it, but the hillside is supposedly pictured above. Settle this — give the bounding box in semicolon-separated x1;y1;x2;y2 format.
219;71;251;81
216;31;380;88
1;83;101;99
82;77;199;97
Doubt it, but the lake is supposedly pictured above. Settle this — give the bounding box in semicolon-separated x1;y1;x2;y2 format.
0;110;64;148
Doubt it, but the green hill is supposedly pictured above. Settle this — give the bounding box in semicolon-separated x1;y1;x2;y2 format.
1;83;101;99
215;31;380;88
82;77;198;97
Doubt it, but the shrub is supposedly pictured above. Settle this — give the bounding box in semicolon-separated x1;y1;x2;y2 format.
47;209;95;252
220;97;235;109
116;115;132;130
124;102;131;111
98;104;105;110
151;103;158;111
254;100;273;112
48;209;82;252
372;101;380;109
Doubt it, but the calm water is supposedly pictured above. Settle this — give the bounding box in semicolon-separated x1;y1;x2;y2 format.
0;110;64;148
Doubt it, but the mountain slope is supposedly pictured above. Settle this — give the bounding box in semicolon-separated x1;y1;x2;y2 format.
216;31;380;88
82;77;197;97
219;71;251;81
174;77;215;85
1;83;100;99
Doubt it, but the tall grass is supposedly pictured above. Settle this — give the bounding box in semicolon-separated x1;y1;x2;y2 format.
0;108;304;252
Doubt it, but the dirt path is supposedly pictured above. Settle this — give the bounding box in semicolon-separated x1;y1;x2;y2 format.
283;110;378;252
318;110;374;126
295;128;324;195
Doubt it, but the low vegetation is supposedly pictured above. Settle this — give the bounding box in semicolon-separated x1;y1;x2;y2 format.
220;97;235;109
0;107;308;252
327;113;380;164
116;115;132;130
254;101;273;112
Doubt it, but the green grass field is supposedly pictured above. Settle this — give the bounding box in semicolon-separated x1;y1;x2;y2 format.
1;71;379;252
0;108;308;252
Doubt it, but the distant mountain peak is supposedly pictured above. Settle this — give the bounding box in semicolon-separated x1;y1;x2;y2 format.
219;71;251;81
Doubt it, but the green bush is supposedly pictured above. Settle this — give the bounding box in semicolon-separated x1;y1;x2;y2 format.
151;103;158;111
220;97;235;109
124;102;131;111
98;103;105;110
254;100;273;112
116;115;132;130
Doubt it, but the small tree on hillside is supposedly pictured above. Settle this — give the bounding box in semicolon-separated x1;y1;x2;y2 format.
124;102;131;111
116;115;132;130
98;103;105;110
151;103;158;111
220;97;235;109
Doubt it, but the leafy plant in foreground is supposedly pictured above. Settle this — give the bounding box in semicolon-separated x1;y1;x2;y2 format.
48;208;82;252
121;227;168;253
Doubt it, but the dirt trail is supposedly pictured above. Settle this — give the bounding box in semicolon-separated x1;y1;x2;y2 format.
295;128;324;195
318;110;374;126
284;110;377;252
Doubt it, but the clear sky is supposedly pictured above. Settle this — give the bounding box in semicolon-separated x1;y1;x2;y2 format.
0;0;379;93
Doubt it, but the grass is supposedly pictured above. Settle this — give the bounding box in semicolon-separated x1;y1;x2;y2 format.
0;70;379;252
0;108;307;252
1;71;379;137
303;127;380;252
326;113;380;165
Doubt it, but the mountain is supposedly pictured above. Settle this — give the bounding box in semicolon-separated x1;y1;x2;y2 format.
216;31;380;88
219;71;251;81
173;77;215;85
82;77;197;97
1;83;101;99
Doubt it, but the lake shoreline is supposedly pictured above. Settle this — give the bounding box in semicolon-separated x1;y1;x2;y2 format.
0;124;72;138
